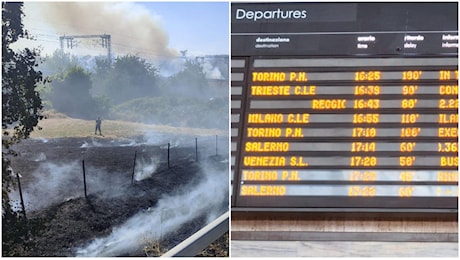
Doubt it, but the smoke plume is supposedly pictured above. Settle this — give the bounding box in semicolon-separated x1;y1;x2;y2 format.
10;161;132;212
23;2;178;59
134;156;160;181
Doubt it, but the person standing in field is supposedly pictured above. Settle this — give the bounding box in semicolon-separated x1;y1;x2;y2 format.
95;116;102;136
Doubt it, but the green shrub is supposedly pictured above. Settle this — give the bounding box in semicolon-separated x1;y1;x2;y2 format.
112;96;228;130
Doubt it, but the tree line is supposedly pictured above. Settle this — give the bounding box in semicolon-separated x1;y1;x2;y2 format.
38;50;228;125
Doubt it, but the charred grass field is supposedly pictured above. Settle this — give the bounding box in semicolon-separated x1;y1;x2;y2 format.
5;114;229;256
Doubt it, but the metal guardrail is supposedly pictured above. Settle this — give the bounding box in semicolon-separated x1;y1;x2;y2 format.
161;211;229;257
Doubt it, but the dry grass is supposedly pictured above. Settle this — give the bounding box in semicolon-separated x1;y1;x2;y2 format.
142;233;229;257
143;239;168;257
197;232;229;257
29;112;226;139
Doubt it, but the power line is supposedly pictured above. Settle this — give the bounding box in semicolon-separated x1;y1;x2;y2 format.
25;29;229;60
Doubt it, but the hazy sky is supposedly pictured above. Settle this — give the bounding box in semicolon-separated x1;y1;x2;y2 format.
18;1;229;59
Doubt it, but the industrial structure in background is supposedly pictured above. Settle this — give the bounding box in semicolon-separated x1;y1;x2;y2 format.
59;34;112;63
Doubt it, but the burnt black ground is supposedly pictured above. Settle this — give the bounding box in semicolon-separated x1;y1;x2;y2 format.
5;135;229;256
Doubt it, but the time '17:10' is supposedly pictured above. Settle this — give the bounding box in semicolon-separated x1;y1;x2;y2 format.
352;127;377;137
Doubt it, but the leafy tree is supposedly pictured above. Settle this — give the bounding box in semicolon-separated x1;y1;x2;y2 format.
163;58;209;98
2;2;46;255
39;49;79;77
2;1;45;190
90;56;112;96
93;56;112;76
49;66;105;119
102;55;159;104
207;55;229;81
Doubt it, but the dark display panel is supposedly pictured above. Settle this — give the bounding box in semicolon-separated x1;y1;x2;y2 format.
231;3;458;211
231;2;458;56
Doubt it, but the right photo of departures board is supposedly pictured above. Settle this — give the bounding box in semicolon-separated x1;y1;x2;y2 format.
230;2;458;257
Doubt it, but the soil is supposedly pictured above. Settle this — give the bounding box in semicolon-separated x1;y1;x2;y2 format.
5;135;229;257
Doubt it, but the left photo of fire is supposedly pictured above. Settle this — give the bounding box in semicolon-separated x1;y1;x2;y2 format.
2;1;229;256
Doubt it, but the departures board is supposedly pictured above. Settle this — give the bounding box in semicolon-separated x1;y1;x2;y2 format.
230;2;458;211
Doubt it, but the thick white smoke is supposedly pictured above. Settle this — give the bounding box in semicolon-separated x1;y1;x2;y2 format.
202;59;224;80
9;161;134;212
144;131;184;147
133;156;160;181
76;164;228;256
22;2;178;59
10;161;83;212
80;138;104;148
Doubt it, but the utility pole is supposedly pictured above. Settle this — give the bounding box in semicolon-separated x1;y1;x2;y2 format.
59;34;112;63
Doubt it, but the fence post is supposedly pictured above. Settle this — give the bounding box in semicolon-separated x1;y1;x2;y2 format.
82;160;87;200
168;143;170;168
131;150;137;184
16;173;26;219
195;138;198;162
